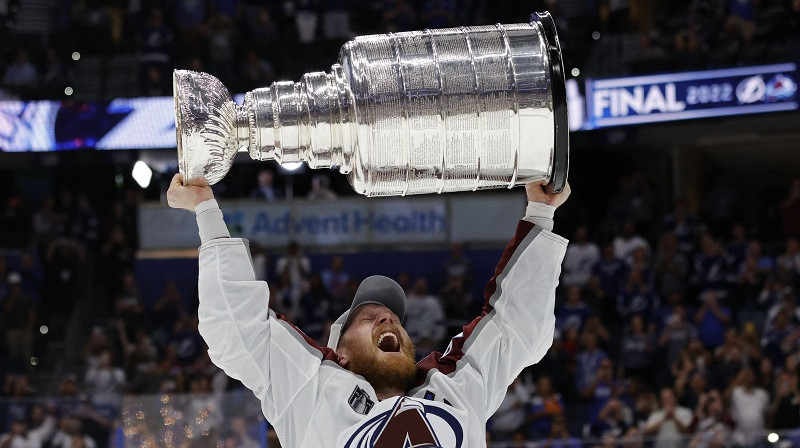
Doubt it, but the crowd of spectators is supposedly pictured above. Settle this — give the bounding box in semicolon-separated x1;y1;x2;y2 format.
1;0;799;100
0;168;799;446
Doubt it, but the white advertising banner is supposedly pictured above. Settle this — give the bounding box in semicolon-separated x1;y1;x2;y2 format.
138;194;521;251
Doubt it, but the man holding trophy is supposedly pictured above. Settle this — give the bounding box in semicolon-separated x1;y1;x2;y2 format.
168;11;571;448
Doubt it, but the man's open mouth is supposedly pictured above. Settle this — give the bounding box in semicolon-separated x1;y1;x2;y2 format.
377;332;400;352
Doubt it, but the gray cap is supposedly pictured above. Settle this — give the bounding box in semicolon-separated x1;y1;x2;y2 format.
327;275;406;351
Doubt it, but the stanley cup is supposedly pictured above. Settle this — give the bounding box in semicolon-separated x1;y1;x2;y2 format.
173;12;569;196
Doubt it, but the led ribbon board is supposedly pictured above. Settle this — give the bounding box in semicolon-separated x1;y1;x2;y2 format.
585;63;798;129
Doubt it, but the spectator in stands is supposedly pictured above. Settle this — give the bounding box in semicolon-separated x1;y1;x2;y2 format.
562;225;601;288
50;416;97;448
704;176;737;238
420;0;457;28
695;291;732;351
83;349;126;412
529;375;566;439
655;232;689;298
692;234;729;298
725;223;749;278
321;255;349;303
383;0;417;32
42;237;84;336
275;241;311;295
207;11;239;86
295;273;331;344
689;389;729;448
0;418;35;448
576;332;609;397
167;315;206;371
243;6;280;57
619;314;655;381
307;174;338;201
590;397;633;439
186;371;227;448
16;252;41;307
225;417;260;448
1;272;34;364
487;377;532;442
727;365;769;447
140;65;170;97
441;242;470;282
723;0;757;54
769;370;800;429
675;369;708;410
439;270;474;334
617;269;659;326
777;237;800;287
172;0;207;45
40;48;70;99
663;201;698;254
210;0;243;21
25;404;57;447
781;178;800;239
149;280;184;349
97;226;134;306
613;220;650;265
592;242;628;305
557;285;594;333
137;8;173;72
659;304;698;370
537;414;581;448
404;277;446;359
71;194;99;251
114;272;147;339
249;169;279;201
528;330;572;398
33;197;60;252
115;320;159;393
239;49;275;92
321;0;354;46
1;49;38;96
644;388;694;448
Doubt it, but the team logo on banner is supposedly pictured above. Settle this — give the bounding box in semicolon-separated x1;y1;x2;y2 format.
766;74;797;102
735;75;766;104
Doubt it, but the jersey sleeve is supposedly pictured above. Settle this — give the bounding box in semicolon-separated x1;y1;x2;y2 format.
197;237;336;423
416;220;567;417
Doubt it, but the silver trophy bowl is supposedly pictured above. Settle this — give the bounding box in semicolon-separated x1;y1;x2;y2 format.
174;11;568;196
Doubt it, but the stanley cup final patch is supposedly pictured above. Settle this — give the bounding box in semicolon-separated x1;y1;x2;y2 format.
348;386;375;415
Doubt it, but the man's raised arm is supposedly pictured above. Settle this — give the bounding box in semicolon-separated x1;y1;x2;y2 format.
420;181;570;417
167;174;334;425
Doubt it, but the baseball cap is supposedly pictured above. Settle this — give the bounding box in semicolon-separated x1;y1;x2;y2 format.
327;275;406;351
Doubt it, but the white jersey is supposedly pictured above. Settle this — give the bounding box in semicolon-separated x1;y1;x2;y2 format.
196;209;566;447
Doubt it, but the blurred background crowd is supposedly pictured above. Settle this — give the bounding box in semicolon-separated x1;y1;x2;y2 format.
0;0;799;447
0;0;798;100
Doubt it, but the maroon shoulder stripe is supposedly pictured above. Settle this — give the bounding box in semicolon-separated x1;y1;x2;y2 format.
414;220;536;383
275;312;339;362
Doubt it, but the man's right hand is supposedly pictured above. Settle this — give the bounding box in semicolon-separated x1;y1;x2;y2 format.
167;173;214;211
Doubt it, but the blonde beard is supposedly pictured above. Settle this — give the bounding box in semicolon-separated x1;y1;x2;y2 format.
347;340;417;392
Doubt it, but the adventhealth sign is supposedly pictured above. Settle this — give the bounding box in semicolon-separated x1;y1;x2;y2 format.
137;196;523;250
585;63;798;129
222;200;447;246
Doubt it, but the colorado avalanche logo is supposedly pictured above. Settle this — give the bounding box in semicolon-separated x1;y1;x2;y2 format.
343;397;464;448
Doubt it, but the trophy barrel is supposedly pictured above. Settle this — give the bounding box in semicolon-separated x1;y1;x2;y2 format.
337;12;569;197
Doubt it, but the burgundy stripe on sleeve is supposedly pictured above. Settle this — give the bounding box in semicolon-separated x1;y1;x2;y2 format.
414;220;535;382
275;312;340;362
